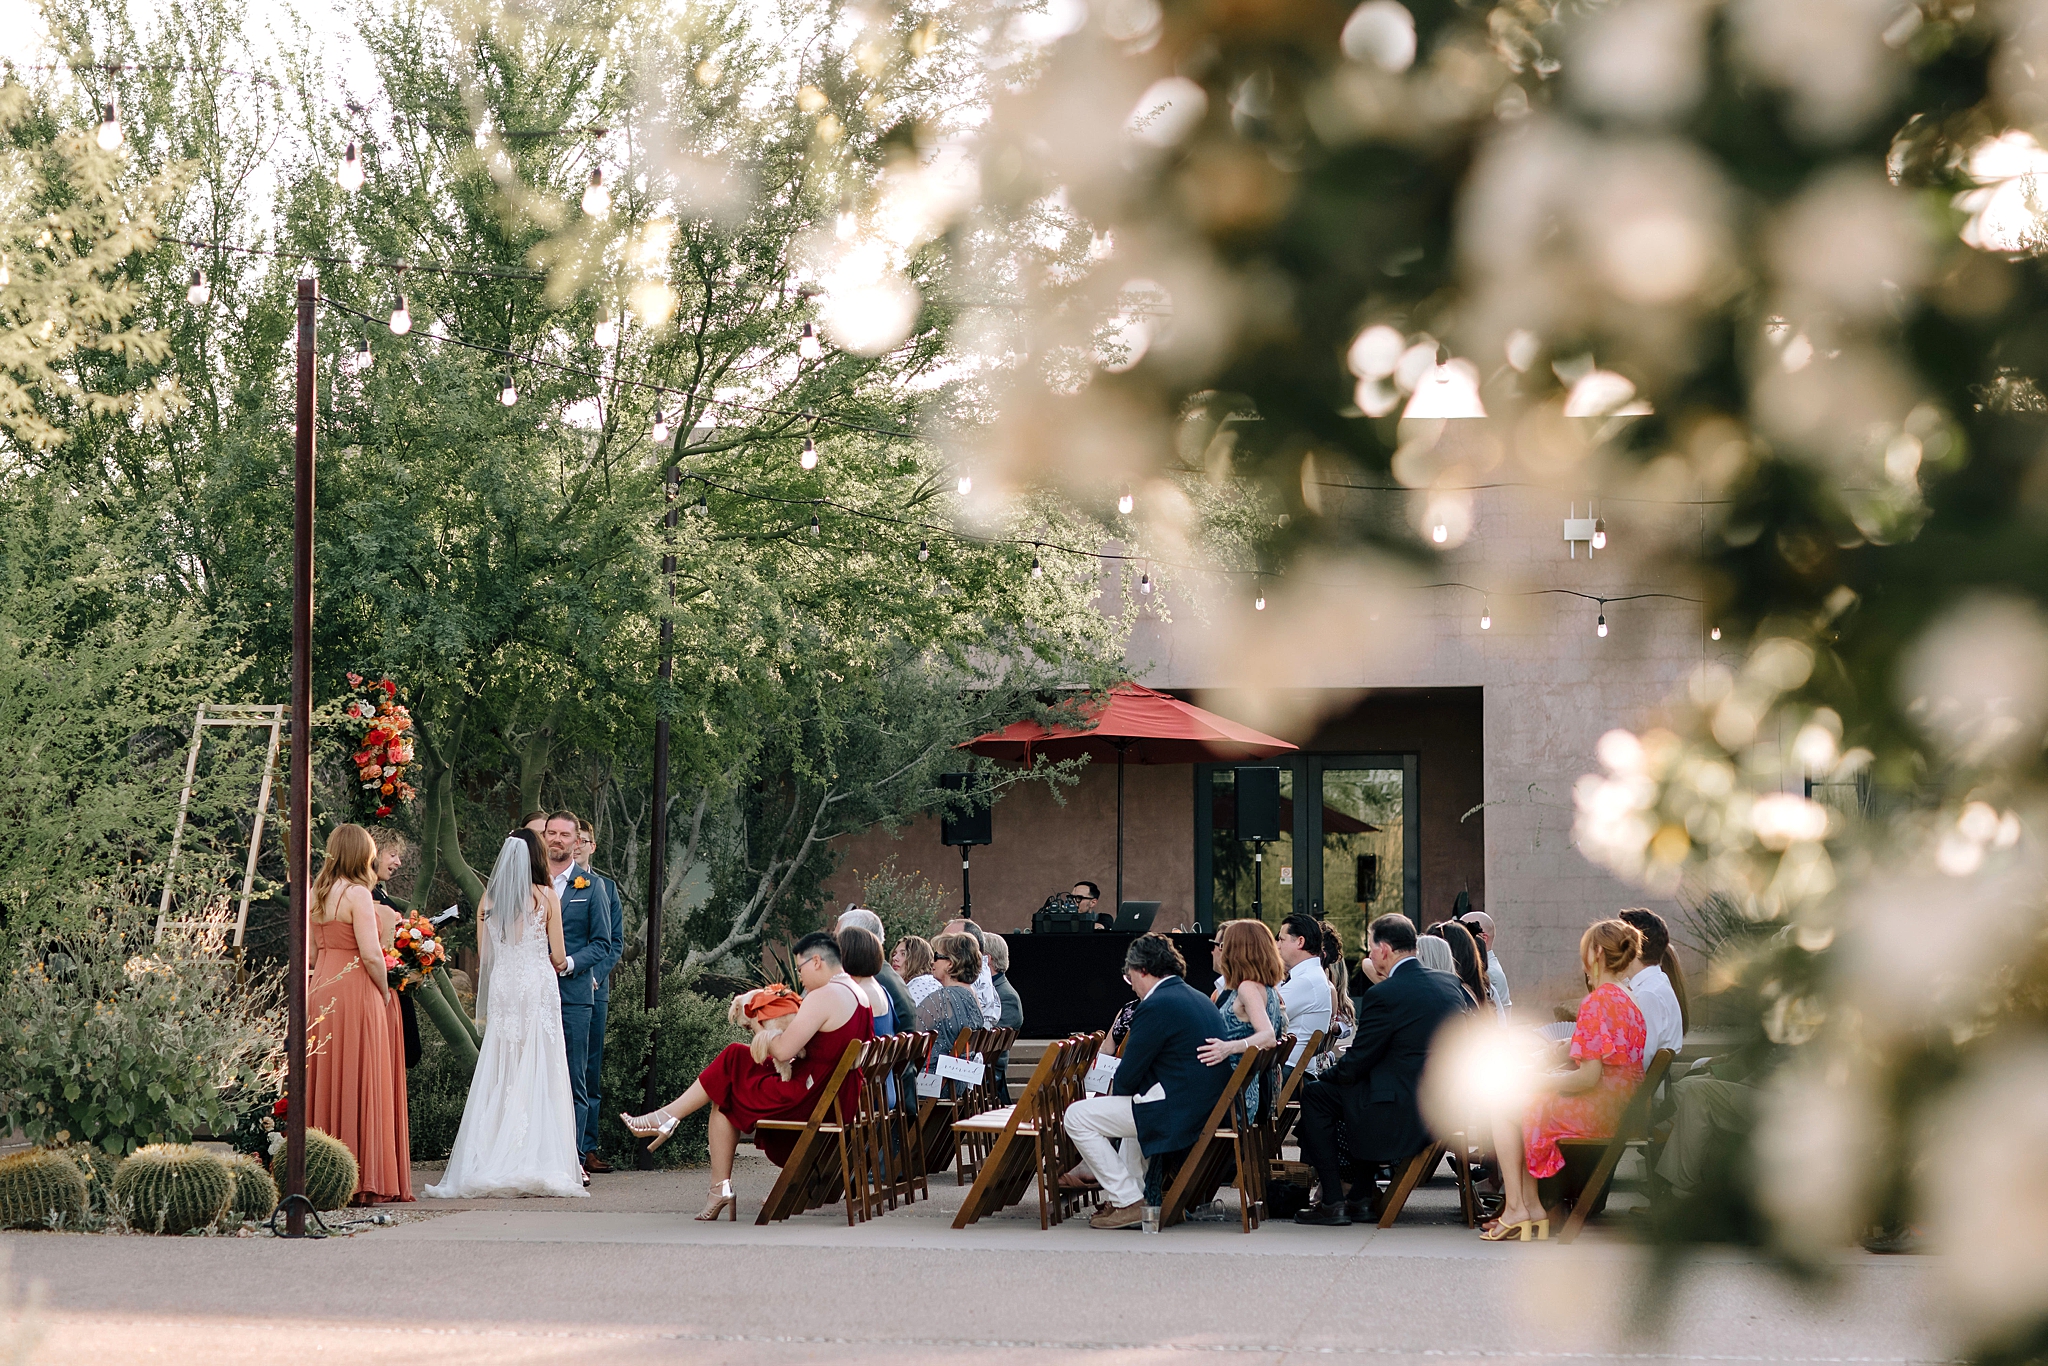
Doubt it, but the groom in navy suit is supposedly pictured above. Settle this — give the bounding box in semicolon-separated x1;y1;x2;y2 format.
543;812;622;1175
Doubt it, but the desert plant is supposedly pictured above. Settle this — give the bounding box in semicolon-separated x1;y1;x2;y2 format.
0;1149;89;1230
224;1153;277;1222
856;857;951;948
113;1144;234;1234
58;1145;119;1218
295;1128;359;1212
0;905;284;1155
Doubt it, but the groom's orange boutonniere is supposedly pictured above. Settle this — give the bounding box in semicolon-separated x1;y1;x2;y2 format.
573;875;590;889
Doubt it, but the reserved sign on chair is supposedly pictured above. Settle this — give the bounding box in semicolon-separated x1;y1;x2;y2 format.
1084;1051;1119;1095
936;1053;987;1085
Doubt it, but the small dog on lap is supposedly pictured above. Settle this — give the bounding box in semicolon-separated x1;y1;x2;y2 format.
729;983;806;1081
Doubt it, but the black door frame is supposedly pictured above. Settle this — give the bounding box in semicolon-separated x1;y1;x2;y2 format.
1193;753;1419;929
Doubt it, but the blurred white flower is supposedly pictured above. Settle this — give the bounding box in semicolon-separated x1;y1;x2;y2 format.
1728;0;1901;140
819;272;921;356
1127;77;1207;148
1754;1061;1878;1255
1771;170;1928;318
1750;792;1829;850
1562;368;1650;417
1340;1;1417;73
1955;130;2048;254
1420;1015;1537;1140
1899;594;2048;767
1925;1042;2048;1332
1569;0;1709;122
1596;727;1646;775
1347;323;1406;379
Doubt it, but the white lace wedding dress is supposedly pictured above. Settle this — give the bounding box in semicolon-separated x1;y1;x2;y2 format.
425;884;587;1199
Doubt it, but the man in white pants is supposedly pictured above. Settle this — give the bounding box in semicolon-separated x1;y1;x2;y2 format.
1064;934;1231;1228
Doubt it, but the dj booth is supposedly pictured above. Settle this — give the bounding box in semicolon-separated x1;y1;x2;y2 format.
1000;931;1221;1038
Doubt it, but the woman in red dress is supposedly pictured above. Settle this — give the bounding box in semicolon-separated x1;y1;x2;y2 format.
1484;919;1645;1241
621;931;871;1220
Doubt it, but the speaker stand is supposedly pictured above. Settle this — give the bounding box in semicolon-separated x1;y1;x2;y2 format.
1251;838;1264;923
957;843;972;919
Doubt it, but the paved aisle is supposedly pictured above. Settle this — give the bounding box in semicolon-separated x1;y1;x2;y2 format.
1;1160;1953;1366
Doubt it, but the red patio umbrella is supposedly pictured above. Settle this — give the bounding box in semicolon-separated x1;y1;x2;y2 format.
962;683;1297;917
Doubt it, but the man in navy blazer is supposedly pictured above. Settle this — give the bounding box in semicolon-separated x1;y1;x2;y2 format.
1063;933;1230;1229
543;812;622;1176
1294;912;1469;1225
574;818;624;1171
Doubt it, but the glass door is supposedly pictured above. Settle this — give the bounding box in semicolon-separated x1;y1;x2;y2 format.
1195;754;1417;937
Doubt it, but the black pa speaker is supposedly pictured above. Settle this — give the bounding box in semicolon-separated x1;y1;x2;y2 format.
1235;767;1282;842
938;772;992;847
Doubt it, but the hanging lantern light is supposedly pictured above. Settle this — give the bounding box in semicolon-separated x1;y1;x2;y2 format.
389;293;412;335
497;369;518;405
95;97;123;151
798;321;822;361
338;140;365;191
186;268;210;306
581;166;610;218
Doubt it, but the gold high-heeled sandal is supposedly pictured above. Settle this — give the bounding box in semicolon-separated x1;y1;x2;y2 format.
696;1178;736;1222
1479;1218;1534;1242
620;1109;679;1151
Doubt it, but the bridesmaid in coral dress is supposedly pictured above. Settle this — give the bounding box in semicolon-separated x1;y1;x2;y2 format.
306;823;414;1205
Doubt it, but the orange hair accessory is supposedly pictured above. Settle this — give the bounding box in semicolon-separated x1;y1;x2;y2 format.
743;983;803;1022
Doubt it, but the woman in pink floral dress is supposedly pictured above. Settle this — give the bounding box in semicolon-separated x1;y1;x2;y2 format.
1484;919;1646;1240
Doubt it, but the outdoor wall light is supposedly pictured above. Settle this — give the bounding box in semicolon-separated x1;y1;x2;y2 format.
338;141;365;191
1564;503;1602;558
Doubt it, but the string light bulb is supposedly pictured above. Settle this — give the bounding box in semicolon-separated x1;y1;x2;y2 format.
651;411;671;444
917;540;929;561
1596;611;1608;638
1710;625;1722;641
1139;572;1153;596
389;293;412;335
1031;552;1043;579
1480;605;1491;630
798;321;822;361
956;475;972;496
497;369;517;406
1255;590;1266;611
338;140;365;191
1118;490;1134;516
800;435;818;470
1431;522;1448;544
692;489;708;516
593;305;617;347
1592;517;1607;551
95;98;122;151
581;166;610;218
186;268;210;305
809;512;821;536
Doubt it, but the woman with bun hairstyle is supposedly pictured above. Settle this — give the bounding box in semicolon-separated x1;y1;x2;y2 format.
1482;919;1646;1241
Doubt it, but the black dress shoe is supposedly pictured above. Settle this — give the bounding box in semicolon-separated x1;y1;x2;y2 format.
1294;1203;1353;1226
1344;1200;1378;1223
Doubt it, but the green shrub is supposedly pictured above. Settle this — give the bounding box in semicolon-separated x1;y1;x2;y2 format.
0;1148;90;1229
405;1031;474;1162
855;856;952;947
59;1144;118;1217
225;1153;277;1221
598;985;745;1167
0;906;284;1155
114;1144;234;1234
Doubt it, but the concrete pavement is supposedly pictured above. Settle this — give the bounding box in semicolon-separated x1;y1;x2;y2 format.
0;1155;1956;1366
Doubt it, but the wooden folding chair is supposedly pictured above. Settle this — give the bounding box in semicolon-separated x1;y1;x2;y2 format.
1556;1047;1676;1243
955;1026;1018;1184
914;1027;975;1178
1159;1039;1285;1232
951;1032;1105;1228
1262;1029;1326;1161
752;1038;868;1225
1374;1141;1444;1227
879;1031;934;1209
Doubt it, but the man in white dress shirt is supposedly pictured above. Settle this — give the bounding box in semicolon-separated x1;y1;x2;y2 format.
1618;908;1686;1060
943;916;1003;1025
1274;911;1333;1068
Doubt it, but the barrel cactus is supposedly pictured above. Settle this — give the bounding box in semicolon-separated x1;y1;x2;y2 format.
114;1144;235;1234
60;1145;120;1218
226;1153;278;1222
0;1148;90;1230
289;1128;359;1211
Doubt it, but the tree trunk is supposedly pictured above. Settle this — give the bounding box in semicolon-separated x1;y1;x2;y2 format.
516;703;562;815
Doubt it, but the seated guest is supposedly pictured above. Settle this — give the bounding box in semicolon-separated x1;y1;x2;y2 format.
1293;914;1469;1226
1318;921;1356;1067
943;916;1003;1025
1434;919;1492;1014
1656;1041;1780;1201
986;932;1024;1096
1064;933;1230;1229
836;925;893;1034
1201;919;1285;1119
840;907;916;1030
1483;919;1646;1241
1459;909;1511;1020
1618;907;1688;1059
914;932;986;1089
1105;997;1138;1055
896;935;941;1007
1414;933;1457;978
1275;912;1333;1070
621;931;871;1220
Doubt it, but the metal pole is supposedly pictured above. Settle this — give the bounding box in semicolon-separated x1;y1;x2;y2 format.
285;276;316;1237
1252;839;1263;924
1114;745;1125;918
639;443;677;1169
960;846;971;919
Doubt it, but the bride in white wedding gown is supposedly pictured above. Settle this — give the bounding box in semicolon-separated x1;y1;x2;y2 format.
425;831;589;1199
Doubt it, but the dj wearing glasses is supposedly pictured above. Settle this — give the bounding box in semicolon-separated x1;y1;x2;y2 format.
1071;881;1113;930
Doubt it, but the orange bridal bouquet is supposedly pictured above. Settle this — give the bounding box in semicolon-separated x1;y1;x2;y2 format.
389;911;446;991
